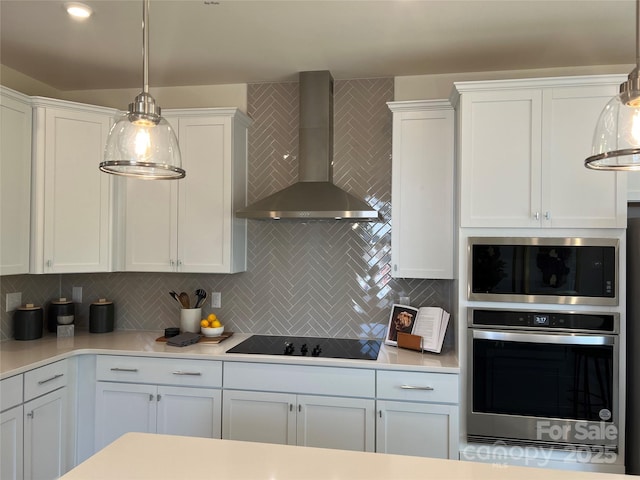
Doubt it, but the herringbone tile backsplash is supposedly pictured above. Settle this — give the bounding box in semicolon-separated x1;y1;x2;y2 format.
1;77;453;343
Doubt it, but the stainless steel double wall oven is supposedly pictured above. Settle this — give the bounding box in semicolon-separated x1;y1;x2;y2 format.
467;237;621;452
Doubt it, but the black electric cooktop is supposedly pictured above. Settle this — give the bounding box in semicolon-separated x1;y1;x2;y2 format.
226;335;381;360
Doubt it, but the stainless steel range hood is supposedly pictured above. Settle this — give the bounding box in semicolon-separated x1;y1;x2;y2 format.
236;71;380;221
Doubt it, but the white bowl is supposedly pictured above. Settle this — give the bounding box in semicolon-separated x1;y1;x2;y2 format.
57;315;74;325
201;325;224;337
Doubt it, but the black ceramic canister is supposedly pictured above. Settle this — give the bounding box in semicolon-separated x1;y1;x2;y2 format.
14;304;44;340
89;299;114;333
47;298;75;332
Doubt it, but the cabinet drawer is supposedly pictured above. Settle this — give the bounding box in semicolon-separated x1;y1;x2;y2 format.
96;355;222;388
376;371;459;404
0;374;23;411
224;362;375;398
24;360;67;401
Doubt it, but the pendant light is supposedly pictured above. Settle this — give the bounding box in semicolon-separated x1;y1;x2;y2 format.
100;0;185;179
585;0;640;171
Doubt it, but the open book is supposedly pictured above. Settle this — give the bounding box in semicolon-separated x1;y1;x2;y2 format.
384;304;450;353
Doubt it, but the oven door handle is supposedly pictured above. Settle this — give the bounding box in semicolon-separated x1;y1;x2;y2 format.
472;329;615;346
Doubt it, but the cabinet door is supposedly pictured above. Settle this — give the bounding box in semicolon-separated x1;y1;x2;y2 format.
39;107;112;273
176;116;232;273
297;395;375;452
124;177;177;272
543;85;626;228
156;386;221;439
630;172;640;202
459;89;543;227
0;405;23;480
0;89;31;275
376;400;459;460
222;390;296;445
24;388;67;480
94;382;157;451
389;102;454;279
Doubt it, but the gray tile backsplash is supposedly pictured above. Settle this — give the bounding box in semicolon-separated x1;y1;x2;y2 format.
1;77;453;344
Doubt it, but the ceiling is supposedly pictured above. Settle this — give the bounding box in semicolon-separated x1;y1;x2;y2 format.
0;0;635;92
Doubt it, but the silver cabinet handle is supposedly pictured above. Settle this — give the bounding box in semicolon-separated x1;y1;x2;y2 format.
400;384;434;391
38;373;64;385
534;212;540;220
172;371;202;376
149;394;154;401
289;404;293;412
110;367;139;372
545;211;551;220
27;411;34;419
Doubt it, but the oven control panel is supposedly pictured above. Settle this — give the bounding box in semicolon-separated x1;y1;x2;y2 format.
470;309;617;332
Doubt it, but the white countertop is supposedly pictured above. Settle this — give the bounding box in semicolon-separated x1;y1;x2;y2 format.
0;330;459;379
60;432;630;480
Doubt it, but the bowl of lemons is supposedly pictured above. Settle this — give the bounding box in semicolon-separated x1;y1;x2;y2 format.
200;313;224;337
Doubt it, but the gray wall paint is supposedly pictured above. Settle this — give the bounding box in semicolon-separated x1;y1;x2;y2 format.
1;78;453;342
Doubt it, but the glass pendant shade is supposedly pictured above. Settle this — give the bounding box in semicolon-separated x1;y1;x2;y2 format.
102;108;185;179
585;0;640;171
585;88;640;171
100;0;185;180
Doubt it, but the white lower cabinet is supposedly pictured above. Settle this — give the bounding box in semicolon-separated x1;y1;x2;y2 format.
0;360;71;480
222;390;375;451
222;362;376;452
0;405;23;480
94;356;223;452
95;382;221;450
24;388;67;480
376;400;458;459
375;370;459;459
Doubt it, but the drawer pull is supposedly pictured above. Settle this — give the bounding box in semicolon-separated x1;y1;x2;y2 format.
172;371;202;376
37;373;64;385
110;367;139;373
400;384;434;391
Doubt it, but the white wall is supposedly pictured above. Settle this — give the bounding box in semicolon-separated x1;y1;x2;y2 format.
0;65;248;112
394;64;632;101
4;62;634;111
63;84;248;113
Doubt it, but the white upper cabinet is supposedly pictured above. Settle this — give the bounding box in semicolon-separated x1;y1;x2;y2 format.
31;97;114;273
0;87;32;276
453;75;627;229
121;108;250;273
388;101;455;279
629;172;640;202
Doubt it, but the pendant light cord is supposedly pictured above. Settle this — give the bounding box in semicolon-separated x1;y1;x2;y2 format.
142;0;150;95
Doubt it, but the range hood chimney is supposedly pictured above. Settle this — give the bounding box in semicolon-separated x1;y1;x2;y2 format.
236;71;380;221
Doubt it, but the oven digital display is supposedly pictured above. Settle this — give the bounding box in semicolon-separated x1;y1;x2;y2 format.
533;314;549;326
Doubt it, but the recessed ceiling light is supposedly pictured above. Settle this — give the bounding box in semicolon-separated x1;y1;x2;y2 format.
65;2;93;19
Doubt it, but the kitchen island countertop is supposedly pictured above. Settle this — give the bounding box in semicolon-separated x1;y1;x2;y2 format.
60;432;630;480
0;330;459;379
